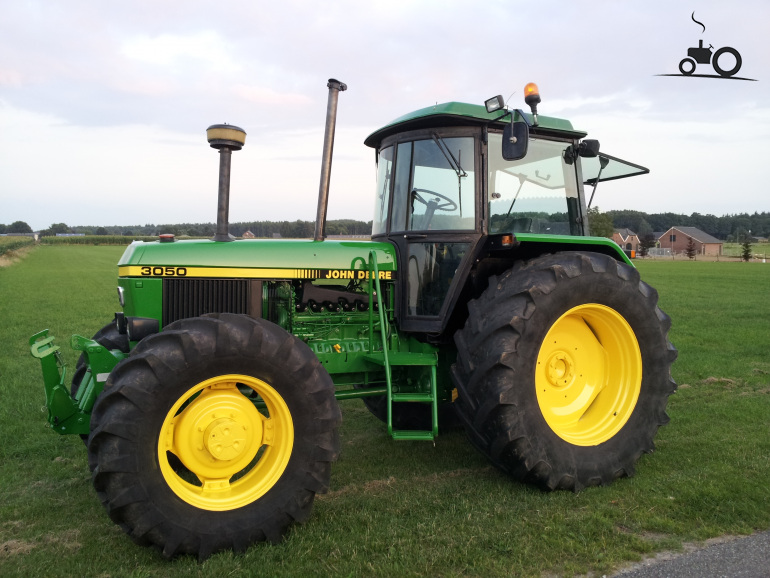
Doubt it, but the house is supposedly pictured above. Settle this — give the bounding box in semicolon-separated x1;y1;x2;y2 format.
612;228;640;252
242;230;256;239
658;226;723;256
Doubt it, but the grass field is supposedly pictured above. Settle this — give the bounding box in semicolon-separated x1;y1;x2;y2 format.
1;246;769;577
721;242;769;260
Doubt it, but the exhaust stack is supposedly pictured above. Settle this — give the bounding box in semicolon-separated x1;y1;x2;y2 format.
314;78;347;242
207;124;247;242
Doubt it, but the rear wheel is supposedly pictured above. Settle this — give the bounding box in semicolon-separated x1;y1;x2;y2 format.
452;252;677;491
88;313;341;558
712;46;742;77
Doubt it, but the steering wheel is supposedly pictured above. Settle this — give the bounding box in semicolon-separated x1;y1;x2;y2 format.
411;189;457;212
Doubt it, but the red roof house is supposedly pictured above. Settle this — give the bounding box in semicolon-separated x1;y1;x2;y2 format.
658;226;723;256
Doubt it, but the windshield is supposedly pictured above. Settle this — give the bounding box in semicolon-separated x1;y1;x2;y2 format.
387;135;476;232
372;146;393;236
488;135;581;235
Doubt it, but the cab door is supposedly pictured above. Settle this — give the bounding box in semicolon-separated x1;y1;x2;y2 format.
377;128;482;333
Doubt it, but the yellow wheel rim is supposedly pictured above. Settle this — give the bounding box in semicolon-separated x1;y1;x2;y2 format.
535;304;642;446
158;374;293;511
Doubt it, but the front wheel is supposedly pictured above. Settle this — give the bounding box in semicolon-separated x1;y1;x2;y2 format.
452;252;677;491
88;313;341;558
679;57;696;75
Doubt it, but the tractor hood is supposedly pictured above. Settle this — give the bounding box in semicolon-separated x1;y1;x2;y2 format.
118;238;397;280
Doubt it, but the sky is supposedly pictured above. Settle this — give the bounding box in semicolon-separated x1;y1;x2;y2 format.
1;0;768;232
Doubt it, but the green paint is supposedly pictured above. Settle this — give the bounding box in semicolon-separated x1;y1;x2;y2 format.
515;233;633;266
118;238;398;272
118;277;162;320
365;101;585;147
29;330;125;435
29;94;642;444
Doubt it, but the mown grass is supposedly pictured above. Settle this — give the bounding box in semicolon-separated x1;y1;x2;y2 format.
0;248;769;577
719;242;769;260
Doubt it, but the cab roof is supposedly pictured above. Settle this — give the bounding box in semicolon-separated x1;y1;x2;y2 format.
364;101;586;148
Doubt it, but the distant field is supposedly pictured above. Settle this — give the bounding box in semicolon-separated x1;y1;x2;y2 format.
721;242;769;260
39;235;156;245
0;236;34;257
1;246;769;577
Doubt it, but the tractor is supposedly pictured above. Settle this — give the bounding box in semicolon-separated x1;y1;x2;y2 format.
678;39;742;77
30;79;677;559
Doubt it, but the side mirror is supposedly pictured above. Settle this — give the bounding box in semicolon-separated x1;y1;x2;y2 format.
578;139;600;157
502;122;529;161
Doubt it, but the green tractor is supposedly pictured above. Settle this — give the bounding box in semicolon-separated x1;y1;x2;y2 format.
30;79;676;559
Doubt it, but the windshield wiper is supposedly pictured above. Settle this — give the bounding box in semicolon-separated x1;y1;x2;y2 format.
431;133;467;178
378;170;391;220
431;133;467;216
505;173;528;216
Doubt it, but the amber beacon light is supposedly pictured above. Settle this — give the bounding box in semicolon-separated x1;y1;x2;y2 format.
524;82;541;125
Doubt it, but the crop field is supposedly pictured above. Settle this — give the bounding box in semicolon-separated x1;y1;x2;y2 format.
0;236;34;258
1;246;769;577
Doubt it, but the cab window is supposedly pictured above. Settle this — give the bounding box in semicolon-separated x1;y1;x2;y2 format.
390;136;475;232
371;146;394;236
488;135;581;235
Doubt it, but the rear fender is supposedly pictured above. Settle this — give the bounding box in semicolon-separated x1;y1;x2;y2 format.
486;233;633;266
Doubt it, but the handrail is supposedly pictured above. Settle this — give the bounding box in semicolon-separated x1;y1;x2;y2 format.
368;250;394;435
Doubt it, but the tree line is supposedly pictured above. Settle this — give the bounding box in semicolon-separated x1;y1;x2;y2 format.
0;219;373;238
603;210;770;241
2;211;767;240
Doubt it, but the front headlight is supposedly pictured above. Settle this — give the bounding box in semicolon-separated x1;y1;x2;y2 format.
117;286;125;307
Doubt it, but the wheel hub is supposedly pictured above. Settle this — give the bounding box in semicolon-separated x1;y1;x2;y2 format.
158;374;294;511
171;387;264;480
535;304;642;446
545;351;575;388
204;418;248;461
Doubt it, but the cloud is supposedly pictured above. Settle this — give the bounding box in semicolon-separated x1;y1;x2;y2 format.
0;68;23;87
1;0;769;230
233;84;312;107
120;31;241;73
548;91;654;118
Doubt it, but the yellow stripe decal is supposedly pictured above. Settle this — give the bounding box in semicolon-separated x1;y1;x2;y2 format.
119;266;396;280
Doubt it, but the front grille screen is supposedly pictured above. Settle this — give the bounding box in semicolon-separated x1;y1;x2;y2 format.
163;278;250;326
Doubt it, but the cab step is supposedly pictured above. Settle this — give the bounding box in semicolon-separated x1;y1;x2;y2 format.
391;430;436;441
391;392;434;402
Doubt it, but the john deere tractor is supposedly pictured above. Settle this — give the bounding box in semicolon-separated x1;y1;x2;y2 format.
30;79;676;559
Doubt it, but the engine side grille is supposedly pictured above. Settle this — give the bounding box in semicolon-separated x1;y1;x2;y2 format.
163;278;250;326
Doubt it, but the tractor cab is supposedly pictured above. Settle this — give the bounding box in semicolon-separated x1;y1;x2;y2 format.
365;85;648;335
368;127;478;331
